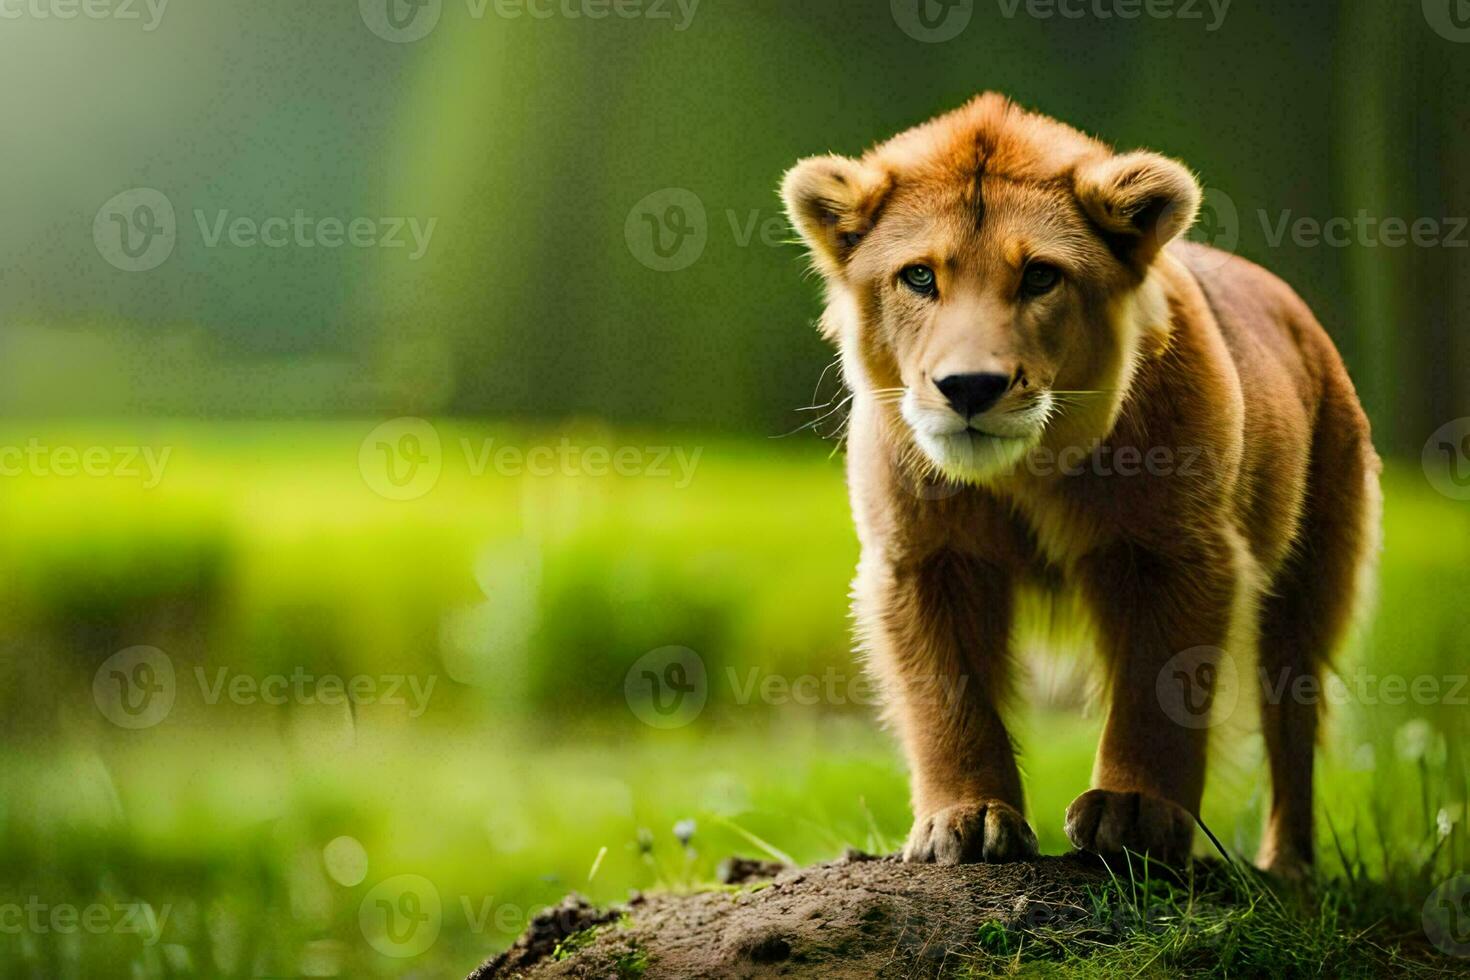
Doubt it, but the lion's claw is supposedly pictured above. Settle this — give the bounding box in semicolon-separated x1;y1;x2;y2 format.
1065;789;1194;865
902;800;1038;864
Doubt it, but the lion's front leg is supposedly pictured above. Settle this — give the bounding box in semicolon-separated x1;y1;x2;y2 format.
1067;540;1248;865
857;552;1036;864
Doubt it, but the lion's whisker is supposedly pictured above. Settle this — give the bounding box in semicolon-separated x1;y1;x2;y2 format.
807;354;843;405
774;392;856;439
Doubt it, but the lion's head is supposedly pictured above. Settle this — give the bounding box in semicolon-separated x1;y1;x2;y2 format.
782;93;1201;484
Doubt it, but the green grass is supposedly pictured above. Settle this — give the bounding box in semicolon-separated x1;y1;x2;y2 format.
958;853;1461;978
0;420;1466;977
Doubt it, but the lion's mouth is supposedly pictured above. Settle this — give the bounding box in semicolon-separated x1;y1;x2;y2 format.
899;388;1053;483
914;428;1037;483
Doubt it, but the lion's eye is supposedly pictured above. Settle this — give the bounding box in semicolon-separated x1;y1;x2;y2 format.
900;265;937;296
1021;263;1061;297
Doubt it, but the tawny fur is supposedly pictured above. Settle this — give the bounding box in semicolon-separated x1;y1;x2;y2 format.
782;94;1380;872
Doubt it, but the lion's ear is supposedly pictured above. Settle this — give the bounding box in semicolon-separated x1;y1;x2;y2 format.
1074;151;1201;267
781;154;891;279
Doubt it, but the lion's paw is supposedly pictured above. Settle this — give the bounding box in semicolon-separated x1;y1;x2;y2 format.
1065;789;1194;865
902;800;1038;864
1256;841;1312;881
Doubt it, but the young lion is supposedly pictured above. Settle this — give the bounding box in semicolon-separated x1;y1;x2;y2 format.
781;94;1380;873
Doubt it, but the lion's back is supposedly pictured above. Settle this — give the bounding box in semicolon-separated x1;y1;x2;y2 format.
1170;239;1378;574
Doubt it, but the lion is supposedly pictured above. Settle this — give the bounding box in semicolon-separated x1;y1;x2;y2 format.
781;94;1380;873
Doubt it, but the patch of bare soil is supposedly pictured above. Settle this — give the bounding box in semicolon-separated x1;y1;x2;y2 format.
467;851;1113;979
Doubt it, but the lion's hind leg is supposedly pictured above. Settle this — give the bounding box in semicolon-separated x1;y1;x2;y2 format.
1255;402;1381;875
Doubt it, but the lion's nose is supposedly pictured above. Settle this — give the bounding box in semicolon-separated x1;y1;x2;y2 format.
934;372;1011;420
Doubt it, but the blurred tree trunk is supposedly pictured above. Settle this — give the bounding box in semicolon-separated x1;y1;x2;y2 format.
1339;0;1469;455
1415;9;1470;445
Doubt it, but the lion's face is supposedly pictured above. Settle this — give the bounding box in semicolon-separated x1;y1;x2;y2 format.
783;95;1200;484
846;177;1126;481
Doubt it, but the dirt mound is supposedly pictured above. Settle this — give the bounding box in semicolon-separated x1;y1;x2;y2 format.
468;852;1113;979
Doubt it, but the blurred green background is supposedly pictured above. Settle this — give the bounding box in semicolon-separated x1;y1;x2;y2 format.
1;0;1467;977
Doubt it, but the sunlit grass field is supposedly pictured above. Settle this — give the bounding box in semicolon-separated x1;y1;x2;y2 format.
0;421;1466;977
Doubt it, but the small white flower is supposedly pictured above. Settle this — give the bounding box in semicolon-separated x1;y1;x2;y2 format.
1394;720;1433;763
1351;742;1376;772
